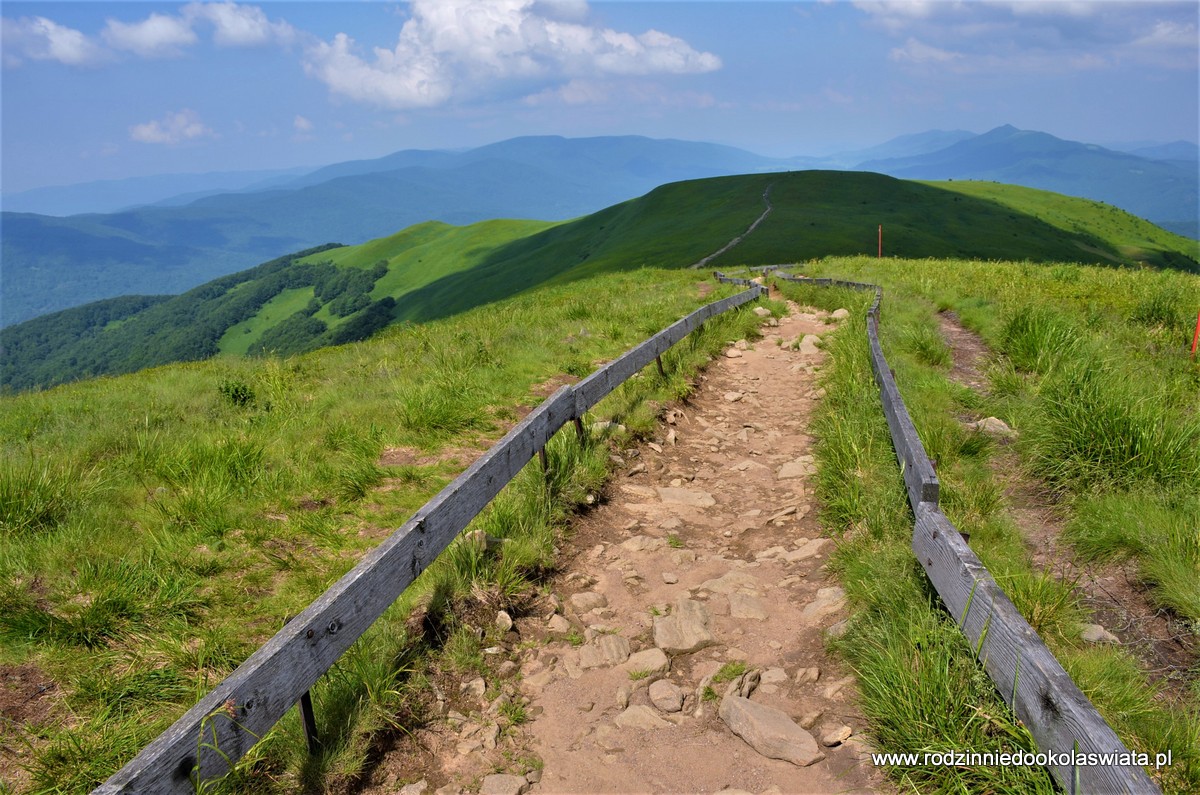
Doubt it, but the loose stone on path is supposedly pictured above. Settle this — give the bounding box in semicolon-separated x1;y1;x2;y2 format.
654;598;717;655
719;696;826;767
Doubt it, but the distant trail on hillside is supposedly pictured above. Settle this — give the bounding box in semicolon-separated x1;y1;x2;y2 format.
688;183;774;269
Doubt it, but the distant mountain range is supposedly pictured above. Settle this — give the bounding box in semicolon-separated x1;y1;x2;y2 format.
2;126;1196;327
5;170;1195;393
858;125;1197;237
1;166;315;216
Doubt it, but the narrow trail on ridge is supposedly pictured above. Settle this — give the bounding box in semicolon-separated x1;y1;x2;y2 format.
517;295;887;794
936;312;1197;700
688;186;774;271
362;295;890;795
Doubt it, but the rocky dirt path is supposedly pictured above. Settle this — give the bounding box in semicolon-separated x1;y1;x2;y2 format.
513;299;886;795
365;299;888;795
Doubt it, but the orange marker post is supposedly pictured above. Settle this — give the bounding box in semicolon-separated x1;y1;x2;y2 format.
1191;309;1200;358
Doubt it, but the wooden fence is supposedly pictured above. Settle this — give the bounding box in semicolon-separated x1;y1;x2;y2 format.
94;284;766;793
771;269;1160;794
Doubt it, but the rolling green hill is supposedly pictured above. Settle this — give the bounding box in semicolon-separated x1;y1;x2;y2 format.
3;171;1196;393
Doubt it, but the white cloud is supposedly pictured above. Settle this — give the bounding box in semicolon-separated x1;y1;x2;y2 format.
103;12;197;58
129;109;215;144
5;3;299;67
890;37;964;65
523;78;613;106
293;114;314;132
184;2;296;47
1132;20;1198;50
857;0;1197;74
303;0;720;110
1;16;107;66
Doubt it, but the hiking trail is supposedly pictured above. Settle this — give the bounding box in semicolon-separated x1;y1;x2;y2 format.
365;294;889;795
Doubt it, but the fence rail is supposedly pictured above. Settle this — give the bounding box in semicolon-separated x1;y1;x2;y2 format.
95;283;765;793
773;269;1159;795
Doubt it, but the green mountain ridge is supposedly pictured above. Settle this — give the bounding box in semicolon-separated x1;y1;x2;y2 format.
3;171;1196;393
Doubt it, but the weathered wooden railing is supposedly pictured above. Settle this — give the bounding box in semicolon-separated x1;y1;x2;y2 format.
95;283;766;793
771;268;1159;794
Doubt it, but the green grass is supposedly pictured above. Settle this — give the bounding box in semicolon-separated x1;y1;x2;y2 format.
218;286;317;355
711;661;748;684
0;267;766;792
929;180;1200;271
775;258;1200;793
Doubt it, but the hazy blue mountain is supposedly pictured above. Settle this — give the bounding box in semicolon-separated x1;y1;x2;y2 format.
2;136;800;326
1118;141;1199;162
827;129;977;167
857;125;1198;231
1;166;314;216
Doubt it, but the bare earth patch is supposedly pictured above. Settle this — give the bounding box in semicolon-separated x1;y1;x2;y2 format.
1;663;58;790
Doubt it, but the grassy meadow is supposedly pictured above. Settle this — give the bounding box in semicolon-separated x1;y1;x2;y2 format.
772;256;1199;793
0;269;770;792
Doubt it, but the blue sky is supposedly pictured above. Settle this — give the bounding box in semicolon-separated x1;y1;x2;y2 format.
2;1;1197;193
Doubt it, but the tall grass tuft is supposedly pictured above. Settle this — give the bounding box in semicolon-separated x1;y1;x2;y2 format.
900;320;952;368
1000;305;1081;374
1026;357;1200;490
0;460;91;536
395;378;488;439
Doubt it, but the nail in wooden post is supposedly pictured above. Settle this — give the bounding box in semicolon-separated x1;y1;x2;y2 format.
655;354;667;378
299;690;320;755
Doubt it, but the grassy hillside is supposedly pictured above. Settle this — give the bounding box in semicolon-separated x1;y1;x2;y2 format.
0;268;763;792
929;180;1200;269
4;170;1197;393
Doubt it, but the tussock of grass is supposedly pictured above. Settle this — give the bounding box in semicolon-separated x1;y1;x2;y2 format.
1000;305;1082;374
0;460;98;537
1026;356;1200;490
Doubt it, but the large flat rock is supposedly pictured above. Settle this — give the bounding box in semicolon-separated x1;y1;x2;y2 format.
579;634;631;669
656;487;716;507
654;598;716;655
719;696;825;767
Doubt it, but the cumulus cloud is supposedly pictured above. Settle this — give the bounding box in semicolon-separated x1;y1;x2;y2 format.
2;16;107;66
102;12;197;58
4;2;298;67
857;0;1197;74
183;2;297;47
129;109;216;144
303;0;720;109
